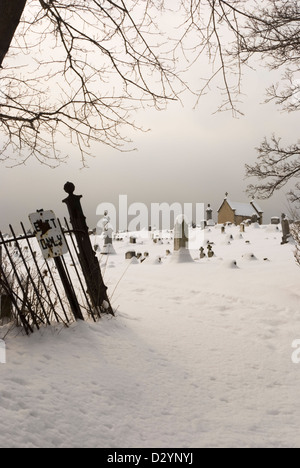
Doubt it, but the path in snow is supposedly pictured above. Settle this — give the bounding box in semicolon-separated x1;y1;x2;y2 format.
1;225;300;447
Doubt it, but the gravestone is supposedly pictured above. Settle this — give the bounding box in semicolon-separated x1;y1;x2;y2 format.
281;213;290;245
104;226;113;246
125;251;136;260
251;213;258;224
200;247;206;259
206;204;213;221
101;210;113;246
207;245;214;258
240;223;245;233
174;215;189;251
221;226;226;234
271;217;280;225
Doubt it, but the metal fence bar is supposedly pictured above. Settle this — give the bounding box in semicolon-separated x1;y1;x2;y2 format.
45;258;71;324
0;215;101;333
0;233;35;245
20;222;63;325
9;225;50;327
54;255;84;321
0;231;39;331
60;218;97;321
59;252;84;319
0;260;33;335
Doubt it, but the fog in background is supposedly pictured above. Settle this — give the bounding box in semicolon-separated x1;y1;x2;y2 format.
0;60;298;232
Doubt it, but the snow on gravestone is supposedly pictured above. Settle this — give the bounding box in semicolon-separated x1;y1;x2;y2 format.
171;215;194;263
174;214;189;251
101;211;113;246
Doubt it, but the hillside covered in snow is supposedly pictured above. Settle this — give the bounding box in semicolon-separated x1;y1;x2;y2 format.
1;223;300;448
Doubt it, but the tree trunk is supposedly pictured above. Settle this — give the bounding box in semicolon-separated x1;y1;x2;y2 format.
0;0;27;68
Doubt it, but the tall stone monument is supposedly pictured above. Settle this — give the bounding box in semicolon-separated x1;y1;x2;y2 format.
174;215;189;251
281;213;290;245
206;204;213;221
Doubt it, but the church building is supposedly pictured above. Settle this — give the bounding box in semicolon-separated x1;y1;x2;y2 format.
218;193;263;225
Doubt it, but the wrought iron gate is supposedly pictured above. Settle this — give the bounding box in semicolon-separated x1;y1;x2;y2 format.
0;218;100;335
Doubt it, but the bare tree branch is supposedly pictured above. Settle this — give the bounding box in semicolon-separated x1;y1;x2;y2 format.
0;0;299;169
246;136;300;203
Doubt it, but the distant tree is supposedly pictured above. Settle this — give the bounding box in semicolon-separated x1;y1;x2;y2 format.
0;1;298;168
246;137;300;206
291;222;300;268
242;1;300;205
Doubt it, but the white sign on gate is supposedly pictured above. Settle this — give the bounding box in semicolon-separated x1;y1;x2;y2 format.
29;210;68;260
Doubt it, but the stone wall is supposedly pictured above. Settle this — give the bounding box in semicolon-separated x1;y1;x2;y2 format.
218;201;235;225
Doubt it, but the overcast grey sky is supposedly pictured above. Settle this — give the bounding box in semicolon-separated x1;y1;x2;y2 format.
1;65;297;232
0;5;298;232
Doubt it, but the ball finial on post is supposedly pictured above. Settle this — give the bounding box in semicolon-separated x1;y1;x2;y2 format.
64;182;75;195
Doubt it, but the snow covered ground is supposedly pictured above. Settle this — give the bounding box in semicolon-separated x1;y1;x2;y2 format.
1;223;300;448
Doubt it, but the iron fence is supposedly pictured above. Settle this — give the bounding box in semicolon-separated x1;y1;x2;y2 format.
0;218;100;335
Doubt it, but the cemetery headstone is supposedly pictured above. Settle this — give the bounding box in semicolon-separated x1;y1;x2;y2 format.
174;215;189;251
200;247;206;259
271;217;280;225
251;214;258;224
281;213;290;245
206;204;213;221
101;210;113;246
125;251;136;260
207;245;214;258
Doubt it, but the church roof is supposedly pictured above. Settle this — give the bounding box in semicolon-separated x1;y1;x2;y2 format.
250;201;263;213
218;199;263;216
